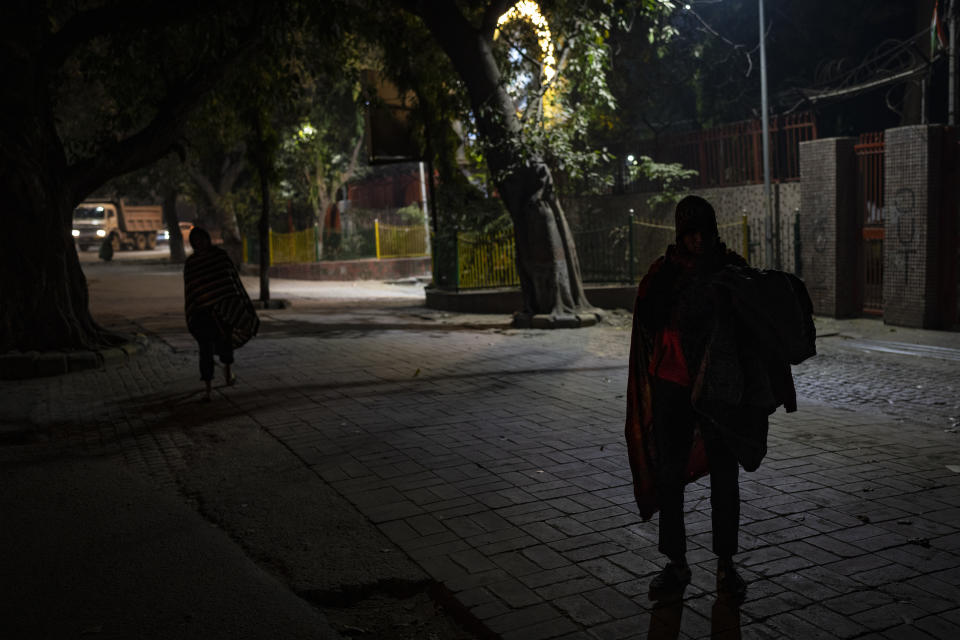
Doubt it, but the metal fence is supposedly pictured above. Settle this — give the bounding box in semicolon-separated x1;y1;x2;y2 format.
647;112;817;187
375;220;429;259
243;222;428;265
452;216;752;290
856;131;885;314
243;228;319;265
456;228;519;289
581;112;820;195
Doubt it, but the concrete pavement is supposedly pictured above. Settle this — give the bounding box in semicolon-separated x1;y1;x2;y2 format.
2;258;960;639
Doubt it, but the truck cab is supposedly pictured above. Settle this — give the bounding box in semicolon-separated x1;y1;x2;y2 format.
72;203;117;251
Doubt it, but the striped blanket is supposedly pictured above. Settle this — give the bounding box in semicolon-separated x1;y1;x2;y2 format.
184;246;259;349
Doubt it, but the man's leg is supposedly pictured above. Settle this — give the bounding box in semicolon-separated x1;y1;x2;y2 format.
197;338;214;400
216;329;235;385
653;381;696;561
703;427;746;600
191;311;216;401
649;380;695;598
704;430;740;558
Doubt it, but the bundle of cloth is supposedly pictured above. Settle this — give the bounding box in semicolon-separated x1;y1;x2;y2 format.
625;203;815;521
183;229;259;397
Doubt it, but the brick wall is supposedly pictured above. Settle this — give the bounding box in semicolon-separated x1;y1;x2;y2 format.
798;137;859;318
883;125;953;328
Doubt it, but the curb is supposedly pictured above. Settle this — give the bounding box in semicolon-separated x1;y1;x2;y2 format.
252;298;291;310
0;334;150;380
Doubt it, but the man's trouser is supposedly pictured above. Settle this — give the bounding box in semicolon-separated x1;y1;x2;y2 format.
652;379;740;561
189;309;234;382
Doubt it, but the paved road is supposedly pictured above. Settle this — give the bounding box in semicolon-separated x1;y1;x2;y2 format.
4;257;960;639
794;334;960;430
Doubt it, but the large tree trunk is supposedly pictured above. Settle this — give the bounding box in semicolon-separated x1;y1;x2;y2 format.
0;20;113;352
0;172;113;351
162;189;187;263
411;1;596;326
1;2;259;352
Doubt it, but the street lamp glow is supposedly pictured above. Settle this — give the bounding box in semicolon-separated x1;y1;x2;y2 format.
626;154;635;163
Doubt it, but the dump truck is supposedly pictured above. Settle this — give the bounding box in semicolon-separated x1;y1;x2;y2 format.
72;201;164;251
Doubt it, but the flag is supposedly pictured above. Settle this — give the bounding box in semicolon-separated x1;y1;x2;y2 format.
933;1;948;56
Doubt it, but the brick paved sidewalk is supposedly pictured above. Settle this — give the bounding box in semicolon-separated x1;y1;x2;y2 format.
3;304;959;639
239;324;959;640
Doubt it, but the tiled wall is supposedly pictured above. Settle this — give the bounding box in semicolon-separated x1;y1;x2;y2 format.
798;137;859;318
882;125;954;328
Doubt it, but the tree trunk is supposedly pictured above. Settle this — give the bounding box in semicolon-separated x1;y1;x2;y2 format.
187;160;245;265
1;2;259;351
411;1;596;326
0;23;114;352
253;114;270;303
310;199;326;260
0;122;117;352
258;168;271;303
162;190;186;263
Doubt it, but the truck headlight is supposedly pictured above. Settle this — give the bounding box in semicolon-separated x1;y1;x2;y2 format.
72;229;80;237
96;229;106;237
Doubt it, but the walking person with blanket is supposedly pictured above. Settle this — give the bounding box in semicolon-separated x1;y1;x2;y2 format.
184;227;259;401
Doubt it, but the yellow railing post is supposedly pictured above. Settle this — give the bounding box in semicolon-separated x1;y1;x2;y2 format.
374;219;381;259
268;228;274;266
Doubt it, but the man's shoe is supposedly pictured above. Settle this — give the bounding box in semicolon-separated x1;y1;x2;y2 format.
716;565;747;602
649;563;692;601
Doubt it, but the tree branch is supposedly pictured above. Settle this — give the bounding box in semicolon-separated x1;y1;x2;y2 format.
219;146;248;194
64;30;261;204
341;130;365;185
43;0;202;71
187;163;221;207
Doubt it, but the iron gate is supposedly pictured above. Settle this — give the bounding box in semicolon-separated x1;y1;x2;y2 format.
855;132;885;314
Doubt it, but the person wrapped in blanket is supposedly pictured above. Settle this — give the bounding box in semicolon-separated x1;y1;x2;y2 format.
184;228;259;401
625;195;815;602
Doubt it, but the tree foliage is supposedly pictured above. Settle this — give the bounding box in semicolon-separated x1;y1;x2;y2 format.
0;0;305;351
604;0;923;147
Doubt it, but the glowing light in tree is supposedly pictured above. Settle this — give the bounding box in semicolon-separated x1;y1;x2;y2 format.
496;1;556;83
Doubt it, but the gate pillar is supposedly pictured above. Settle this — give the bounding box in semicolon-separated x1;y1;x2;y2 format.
799;137;859;317
882;125;957;329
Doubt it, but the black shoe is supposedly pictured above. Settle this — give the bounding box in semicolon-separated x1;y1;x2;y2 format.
649;563;691;601
716;564;747;602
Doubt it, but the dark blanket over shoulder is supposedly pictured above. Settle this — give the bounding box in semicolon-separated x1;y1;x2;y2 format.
184;246;259;349
625;261;815;521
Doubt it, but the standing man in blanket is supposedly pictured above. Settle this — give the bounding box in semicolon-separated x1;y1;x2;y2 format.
624;195;815;602
184;227;259;401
